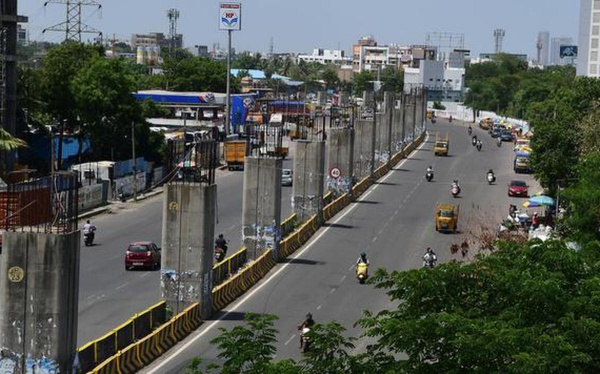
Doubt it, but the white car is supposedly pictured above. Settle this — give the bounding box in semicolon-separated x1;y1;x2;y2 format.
281;169;293;186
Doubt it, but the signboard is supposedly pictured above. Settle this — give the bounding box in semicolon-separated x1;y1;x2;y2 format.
329;167;341;179
560;45;578;58
219;2;242;31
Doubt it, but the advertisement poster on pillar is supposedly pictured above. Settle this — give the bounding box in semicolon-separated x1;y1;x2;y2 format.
219;2;242;31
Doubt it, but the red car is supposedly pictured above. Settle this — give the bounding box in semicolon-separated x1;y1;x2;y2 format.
125;241;161;270
508;180;529;197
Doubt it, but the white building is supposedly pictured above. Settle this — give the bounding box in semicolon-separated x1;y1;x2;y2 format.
297;49;351;65
404;60;465;102
578;0;598;76
537;31;550;66
551;36;575;66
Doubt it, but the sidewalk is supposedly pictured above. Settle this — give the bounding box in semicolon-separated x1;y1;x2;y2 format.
79;187;164;221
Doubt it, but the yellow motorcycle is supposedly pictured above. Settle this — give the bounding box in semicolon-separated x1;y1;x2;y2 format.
356;262;369;284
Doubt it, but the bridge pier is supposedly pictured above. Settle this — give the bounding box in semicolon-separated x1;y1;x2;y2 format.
292;140;325;224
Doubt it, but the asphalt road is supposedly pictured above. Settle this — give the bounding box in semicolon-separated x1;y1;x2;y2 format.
77;155;295;344
141;119;540;373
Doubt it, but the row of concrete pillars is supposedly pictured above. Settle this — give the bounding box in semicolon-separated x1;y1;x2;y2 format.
0;89;427;373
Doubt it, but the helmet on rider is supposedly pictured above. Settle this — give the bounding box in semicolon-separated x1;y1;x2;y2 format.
426;247;433;254
306;313;312;320
488;169;494;174
360;252;367;260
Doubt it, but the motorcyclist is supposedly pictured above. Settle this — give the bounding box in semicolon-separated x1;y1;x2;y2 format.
83;220;96;242
487;169;495;178
497;137;502;147
356;252;370;265
423;247;437;268
214;246;225;262
426;165;433;174
298;313;315;348
476;139;483;151
467;125;472;136
472;135;478;145
215;234;228;255
449;115;453;123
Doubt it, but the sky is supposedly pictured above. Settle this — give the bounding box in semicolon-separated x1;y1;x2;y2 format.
22;0;579;58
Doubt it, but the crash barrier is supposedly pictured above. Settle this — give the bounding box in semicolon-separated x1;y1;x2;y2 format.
212;249;276;311
322;194;351;222
90;302;203;374
280;213;298;237
323;191;333;206
78;300;167;373
213;246;248;286
83;130;428;373
212;212;297;286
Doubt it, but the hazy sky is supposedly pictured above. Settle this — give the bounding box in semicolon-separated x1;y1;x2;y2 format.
23;0;578;58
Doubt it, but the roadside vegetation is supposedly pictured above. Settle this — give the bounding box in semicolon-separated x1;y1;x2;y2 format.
183;54;600;373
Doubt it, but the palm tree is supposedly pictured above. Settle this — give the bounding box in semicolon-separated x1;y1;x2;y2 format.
0;128;27;150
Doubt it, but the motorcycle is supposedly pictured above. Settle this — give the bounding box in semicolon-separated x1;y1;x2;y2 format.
431;118;436;124
497;138;502;147
449;116;453;123
471;137;477;146
423;253;437;268
299;327;311;353
426;171;434;182
468;127;472;136
451;184;461;198
487;172;496;185
215;247;225;262
83;231;95;246
476;142;482;151
356;262;369;284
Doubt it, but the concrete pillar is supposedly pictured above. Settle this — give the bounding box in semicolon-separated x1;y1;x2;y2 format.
242;157;283;261
384;92;394;158
353;120;375;180
0;231;80;373
292;141;325;223
326;128;354;197
162;183;216;318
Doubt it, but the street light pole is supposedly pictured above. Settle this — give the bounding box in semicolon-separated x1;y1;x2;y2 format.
225;29;232;137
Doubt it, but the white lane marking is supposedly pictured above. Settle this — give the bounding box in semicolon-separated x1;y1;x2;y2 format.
329;288;336;294
284;334;296;346
348;265;355;271
340;275;347;283
140;272;150;278
316;304;322;310
108;254;121;261
377;229;384;236
116;282;129;291
145;133;429;373
372;236;378;243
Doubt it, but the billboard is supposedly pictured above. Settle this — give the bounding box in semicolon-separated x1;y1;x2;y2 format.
560;45;578;58
219;2;242;31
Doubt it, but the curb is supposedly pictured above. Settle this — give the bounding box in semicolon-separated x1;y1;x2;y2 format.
79;188;164;220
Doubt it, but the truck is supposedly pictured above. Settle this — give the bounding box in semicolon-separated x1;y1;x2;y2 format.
224;141;248;171
434;133;449;156
435;203;459;233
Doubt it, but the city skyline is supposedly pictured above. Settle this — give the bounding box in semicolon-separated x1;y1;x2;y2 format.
22;0;577;58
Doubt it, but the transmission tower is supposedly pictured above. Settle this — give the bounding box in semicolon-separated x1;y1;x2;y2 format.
43;0;102;42
536;36;543;65
494;29;505;54
167;8;180;55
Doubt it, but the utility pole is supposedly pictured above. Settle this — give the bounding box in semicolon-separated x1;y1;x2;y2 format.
225;29;232;137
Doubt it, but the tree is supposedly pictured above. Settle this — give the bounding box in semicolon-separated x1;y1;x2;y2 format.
358;240;600;373
162;56;230;92
379;66;404;93
561;152;600;242
320;65;340;90
352;71;374;96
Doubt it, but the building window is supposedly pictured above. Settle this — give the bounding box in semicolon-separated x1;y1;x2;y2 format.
590;64;597;75
593;12;600;23
593;38;599;49
594;26;600;35
592;51;599;61
595;0;600;10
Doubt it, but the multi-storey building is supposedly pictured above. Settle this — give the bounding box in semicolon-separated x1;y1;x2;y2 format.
550;37;575;66
131;32;183;50
578;0;599;76
297;49;351;65
352;36;437;72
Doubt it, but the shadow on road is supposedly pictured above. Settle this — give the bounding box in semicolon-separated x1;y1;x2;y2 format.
322;223;355;229
374;181;397;186
280;258;323;266
355;200;380;205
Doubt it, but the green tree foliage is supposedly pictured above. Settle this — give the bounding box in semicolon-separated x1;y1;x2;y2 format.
352;71;374;96
561;152;600;242
358;240;600;373
161;56;229;92
379;66;404;93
